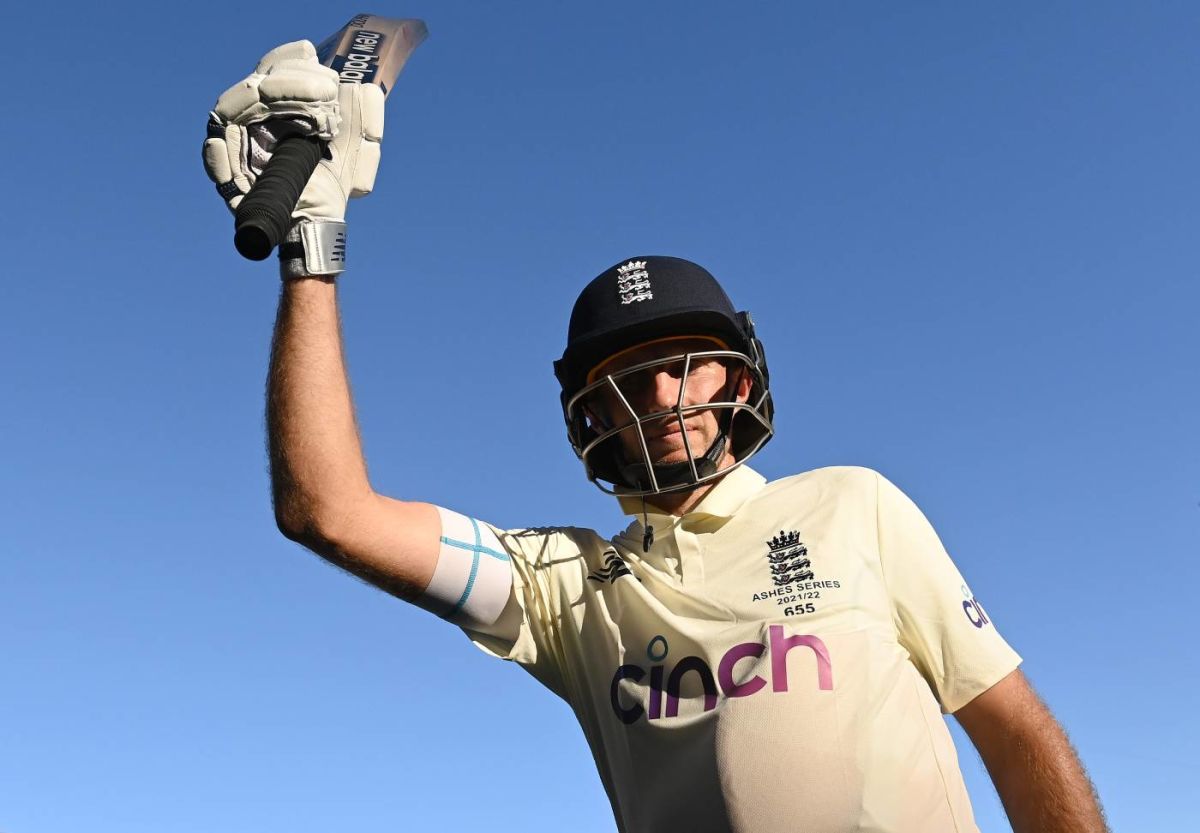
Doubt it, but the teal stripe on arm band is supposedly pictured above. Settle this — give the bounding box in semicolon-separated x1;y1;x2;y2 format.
451;552;481;615
426;508;512;627
439;537;510;561
447;517;497;616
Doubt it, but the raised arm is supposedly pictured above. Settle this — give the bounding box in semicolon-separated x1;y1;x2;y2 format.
203;41;514;629
201;41;439;599
267;276;439;600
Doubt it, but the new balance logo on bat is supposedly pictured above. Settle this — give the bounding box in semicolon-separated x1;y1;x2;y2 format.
589;550;633;583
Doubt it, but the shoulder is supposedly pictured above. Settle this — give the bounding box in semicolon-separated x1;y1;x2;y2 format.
764;465;930;503
490;524;609;567
760;464;885;499
726;466;888;525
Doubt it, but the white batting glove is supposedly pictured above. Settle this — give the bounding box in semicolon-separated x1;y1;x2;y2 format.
203;40;386;276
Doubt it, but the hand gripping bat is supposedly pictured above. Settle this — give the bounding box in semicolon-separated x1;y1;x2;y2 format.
233;14;427;261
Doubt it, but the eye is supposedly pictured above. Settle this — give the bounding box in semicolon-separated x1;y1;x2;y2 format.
686;356;722;376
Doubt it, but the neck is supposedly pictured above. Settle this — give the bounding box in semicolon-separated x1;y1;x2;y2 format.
643;452;736;516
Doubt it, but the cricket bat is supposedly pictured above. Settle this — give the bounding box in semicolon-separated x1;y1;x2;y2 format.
233;14;428;261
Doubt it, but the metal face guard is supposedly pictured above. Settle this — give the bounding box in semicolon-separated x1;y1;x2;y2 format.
565;350;773;496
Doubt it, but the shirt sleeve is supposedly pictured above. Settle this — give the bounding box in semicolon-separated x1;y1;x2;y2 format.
874;472;1022;713
458;522;570;701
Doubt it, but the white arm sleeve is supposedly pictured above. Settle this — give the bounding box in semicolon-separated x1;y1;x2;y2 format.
411;507;515;635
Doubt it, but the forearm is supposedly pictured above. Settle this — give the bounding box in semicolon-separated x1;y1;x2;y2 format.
977;710;1108;833
268;276;372;540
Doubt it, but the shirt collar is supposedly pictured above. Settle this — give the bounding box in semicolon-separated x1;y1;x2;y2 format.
617;464;767;522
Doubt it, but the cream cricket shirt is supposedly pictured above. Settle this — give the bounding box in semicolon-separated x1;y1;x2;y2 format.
464;466;1021;833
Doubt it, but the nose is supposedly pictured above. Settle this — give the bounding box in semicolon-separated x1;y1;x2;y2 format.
637;368;683;411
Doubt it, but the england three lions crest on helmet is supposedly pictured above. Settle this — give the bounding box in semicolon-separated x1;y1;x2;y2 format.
616;260;653;304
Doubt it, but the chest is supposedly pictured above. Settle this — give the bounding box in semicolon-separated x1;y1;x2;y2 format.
552;505;913;749
568;494;898;645
675;519;889;629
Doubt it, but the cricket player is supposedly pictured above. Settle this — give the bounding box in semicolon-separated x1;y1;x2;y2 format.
204;43;1109;833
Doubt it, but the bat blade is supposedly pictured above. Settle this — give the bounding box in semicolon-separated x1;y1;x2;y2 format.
315;14;428;96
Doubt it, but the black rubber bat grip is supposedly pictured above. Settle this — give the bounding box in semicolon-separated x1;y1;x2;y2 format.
233;136;324;261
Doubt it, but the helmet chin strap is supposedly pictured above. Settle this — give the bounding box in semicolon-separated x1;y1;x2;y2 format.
619;432;729;494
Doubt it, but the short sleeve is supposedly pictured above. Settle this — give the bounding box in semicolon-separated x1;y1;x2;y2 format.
874;472;1022;713
460;523;570;700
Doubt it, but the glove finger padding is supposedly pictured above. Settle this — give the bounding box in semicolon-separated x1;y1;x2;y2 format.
351;84;385;197
203;119;256;208
202;124;235;188
203;40;341;213
203;118;289;210
257;59;340;115
351;142;381;199
293;81;385;218
214;41;340;136
255;40;318;74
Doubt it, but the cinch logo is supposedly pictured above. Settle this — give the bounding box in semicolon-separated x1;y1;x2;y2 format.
608;626;833;724
961;584;991;628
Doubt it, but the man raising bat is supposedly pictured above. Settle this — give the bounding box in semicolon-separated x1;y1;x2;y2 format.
201;34;1109;833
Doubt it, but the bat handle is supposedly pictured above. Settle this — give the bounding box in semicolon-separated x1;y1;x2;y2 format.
233;136;324;261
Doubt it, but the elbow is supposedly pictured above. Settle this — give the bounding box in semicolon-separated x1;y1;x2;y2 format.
273;490;336;548
274;500;324;547
272;490;368;551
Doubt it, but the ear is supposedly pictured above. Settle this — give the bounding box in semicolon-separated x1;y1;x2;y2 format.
734;366;753;404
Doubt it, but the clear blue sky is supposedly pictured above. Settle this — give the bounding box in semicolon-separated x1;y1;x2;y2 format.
2;1;1196;831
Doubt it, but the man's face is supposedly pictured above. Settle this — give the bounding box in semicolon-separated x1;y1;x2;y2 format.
585;337;752;469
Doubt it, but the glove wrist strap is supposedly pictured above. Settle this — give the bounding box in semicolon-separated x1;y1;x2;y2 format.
279;220;346;279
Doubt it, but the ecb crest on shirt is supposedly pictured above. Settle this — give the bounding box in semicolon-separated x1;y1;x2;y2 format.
766;530;814;586
750;528;841;616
